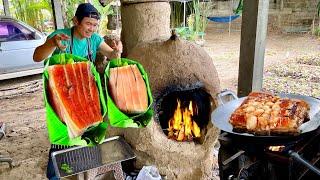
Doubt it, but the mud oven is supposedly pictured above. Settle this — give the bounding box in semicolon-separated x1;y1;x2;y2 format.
107;33;221;179
100;1;221;179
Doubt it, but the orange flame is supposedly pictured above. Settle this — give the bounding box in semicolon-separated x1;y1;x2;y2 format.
168;99;201;141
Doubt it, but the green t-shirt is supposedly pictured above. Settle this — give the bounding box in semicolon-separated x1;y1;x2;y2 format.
48;28;103;61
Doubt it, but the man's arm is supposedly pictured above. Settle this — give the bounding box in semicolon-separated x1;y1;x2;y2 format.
33;34;70;62
98;40;122;59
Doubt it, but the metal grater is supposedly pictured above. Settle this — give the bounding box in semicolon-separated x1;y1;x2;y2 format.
51;136;136;178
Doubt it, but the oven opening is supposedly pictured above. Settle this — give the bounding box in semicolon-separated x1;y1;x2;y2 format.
157;88;212;143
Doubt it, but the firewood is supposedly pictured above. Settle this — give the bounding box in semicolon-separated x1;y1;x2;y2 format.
177;126;185;141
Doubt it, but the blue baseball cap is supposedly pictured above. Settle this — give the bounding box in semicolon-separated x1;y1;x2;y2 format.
75;3;100;20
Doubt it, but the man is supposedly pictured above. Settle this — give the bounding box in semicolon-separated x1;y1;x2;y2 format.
33;3;122;63
33;3;122;179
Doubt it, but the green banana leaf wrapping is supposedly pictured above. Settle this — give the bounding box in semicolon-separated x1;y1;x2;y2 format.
104;58;153;128
43;53;107;146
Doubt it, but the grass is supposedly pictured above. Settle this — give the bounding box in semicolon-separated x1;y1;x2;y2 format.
265;63;320;83
295;54;320;66
263;54;320;97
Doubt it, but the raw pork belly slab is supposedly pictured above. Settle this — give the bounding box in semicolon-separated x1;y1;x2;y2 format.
108;65;148;114
48;62;102;138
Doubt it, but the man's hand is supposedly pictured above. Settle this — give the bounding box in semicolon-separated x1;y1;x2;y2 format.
33;33;70;62
110;40;123;58
50;34;70;51
98;37;123;60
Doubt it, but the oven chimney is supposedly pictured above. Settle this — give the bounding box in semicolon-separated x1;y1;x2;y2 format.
121;0;171;56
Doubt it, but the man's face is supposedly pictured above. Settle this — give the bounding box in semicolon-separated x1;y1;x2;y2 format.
77;17;99;38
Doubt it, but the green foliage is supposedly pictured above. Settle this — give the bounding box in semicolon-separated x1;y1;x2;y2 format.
62;0;114;35
312;0;320;36
63;0;86;28
92;0;114;16
0;0;3;15
92;0;115;35
175;27;193;40
170;2;183;28
234;0;243;15
175;0;212;41
10;0;53;32
314;27;320;36
61;163;73;174
6;0;115;34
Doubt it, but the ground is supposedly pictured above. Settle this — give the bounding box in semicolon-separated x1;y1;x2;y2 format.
204;23;320;95
1;22;320;179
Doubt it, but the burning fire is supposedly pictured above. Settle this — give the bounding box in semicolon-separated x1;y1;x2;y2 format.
168;99;201;141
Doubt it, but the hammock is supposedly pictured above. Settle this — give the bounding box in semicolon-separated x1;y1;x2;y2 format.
207;0;243;23
207;14;240;23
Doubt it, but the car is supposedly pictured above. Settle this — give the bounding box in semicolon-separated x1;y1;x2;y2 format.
0;16;46;80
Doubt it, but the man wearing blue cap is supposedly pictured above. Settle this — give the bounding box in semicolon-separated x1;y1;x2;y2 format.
33;3;122;179
33;3;122;62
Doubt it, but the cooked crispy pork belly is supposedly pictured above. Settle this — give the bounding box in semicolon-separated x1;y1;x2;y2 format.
229;92;310;135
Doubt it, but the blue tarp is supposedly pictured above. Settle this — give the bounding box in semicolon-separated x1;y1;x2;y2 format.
207;15;240;23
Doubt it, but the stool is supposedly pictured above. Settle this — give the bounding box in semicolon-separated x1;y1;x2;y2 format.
0;122;5;139
0;155;13;168
0;122;13;168
86;162;124;180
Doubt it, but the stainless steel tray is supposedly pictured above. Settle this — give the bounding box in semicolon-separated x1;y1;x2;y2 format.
51;136;135;178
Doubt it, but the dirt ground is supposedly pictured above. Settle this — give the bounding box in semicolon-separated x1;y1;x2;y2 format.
1;22;320;179
204;23;320;93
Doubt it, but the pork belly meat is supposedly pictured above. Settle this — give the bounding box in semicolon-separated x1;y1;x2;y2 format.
108;65;148;114
229;92;310;135
48;62;103;138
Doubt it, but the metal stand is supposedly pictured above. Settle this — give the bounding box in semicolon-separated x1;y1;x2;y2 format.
51;136;135;179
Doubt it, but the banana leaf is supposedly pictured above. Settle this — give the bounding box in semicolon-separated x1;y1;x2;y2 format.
43;53;107;146
104;58;153;128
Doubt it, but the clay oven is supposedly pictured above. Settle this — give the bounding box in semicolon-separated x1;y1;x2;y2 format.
107;1;221;179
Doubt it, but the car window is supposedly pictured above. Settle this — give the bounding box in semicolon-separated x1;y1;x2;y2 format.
0;21;37;42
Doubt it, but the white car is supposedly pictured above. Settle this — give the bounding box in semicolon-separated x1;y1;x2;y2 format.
0;16;46;80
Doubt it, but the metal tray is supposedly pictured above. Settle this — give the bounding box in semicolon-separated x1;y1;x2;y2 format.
51;136;135;178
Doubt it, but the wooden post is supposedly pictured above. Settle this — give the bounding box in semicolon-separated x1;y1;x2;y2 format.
237;0;269;97
51;0;64;29
3;0;10;16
